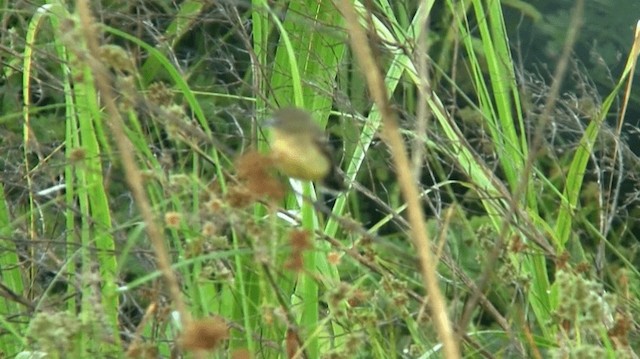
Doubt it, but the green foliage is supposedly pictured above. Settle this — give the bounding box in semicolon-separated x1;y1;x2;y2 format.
0;0;639;358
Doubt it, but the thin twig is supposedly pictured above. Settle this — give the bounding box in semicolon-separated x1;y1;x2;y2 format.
335;2;459;357
75;0;190;334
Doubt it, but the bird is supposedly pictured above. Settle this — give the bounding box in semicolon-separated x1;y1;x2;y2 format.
266;107;345;190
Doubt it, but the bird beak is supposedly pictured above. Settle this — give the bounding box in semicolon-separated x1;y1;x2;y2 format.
264;118;274;127
264;117;277;128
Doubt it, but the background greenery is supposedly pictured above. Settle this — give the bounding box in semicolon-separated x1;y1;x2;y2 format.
1;0;639;358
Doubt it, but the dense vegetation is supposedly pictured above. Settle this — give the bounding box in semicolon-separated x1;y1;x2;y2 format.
1;1;639;358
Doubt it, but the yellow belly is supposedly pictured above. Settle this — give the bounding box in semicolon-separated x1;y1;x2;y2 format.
270;133;331;181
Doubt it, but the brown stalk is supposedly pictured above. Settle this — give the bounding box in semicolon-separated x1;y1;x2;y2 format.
75;0;191;337
335;1;459;358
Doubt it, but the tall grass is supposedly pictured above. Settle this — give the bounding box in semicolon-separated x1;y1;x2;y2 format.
0;0;638;358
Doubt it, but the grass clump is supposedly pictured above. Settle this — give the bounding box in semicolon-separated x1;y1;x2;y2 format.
1;1;639;358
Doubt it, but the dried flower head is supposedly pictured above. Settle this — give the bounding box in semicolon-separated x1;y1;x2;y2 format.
231;150;285;205
231;349;252;359
164;212;182;228
180;317;228;352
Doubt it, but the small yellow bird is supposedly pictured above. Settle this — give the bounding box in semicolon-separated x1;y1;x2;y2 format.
267;107;344;190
